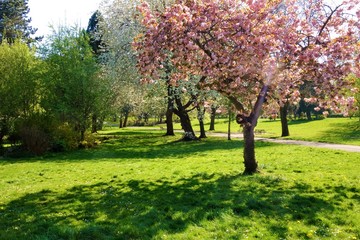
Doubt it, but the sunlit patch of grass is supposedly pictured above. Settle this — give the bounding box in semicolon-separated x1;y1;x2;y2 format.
186;117;360;145
0;129;359;239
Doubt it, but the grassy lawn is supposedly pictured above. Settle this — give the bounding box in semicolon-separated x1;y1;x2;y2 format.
1;129;359;239
172;117;360;145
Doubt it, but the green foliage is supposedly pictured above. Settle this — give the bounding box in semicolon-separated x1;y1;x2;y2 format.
0;0;39;44
41;26;105;140
0;40;40;142
0;129;359;239
51;123;79;152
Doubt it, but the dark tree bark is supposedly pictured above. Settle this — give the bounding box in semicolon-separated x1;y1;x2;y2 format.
165;85;175;136
280;101;290;137
233;85;268;174
119;116;123;128
306;109;312;121
228;105;232;140
209;106;216;131
97;116;104;130
165;108;174;135
173;94;197;141
91;114;97;133
197;106;206;138
178;111;197;140
80;129;85;141
242;123;257;173
123;112;129;127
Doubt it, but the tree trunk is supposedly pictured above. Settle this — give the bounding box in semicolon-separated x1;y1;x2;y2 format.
173;88;197;141
98;116;104;130
80;129;85;141
123;113;128;127
233;85;269;174
165;108;175;136
280;102;290;137
209;106;216;131
91;114;97;133
165;85;175;136
242;124;258;174
178;111;197;140
197;106;206;138
228;106;231;140
199;120;206;138
306;109;312;121
119;117;123;128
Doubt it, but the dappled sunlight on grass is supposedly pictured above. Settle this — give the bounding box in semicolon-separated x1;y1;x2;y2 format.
0;129;359;239
2;172;358;239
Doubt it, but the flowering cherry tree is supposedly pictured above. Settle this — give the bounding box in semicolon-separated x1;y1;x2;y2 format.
133;0;360;174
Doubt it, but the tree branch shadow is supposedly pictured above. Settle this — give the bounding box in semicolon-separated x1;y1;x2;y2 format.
1;172;347;239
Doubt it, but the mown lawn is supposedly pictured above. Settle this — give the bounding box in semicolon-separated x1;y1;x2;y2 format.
0;129;359;239
173;117;360;145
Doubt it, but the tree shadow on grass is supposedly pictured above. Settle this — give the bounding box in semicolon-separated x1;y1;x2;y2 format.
1;172;351;240
0;132;275;164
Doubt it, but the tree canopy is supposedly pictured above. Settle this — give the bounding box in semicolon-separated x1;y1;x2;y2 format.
0;0;39;44
134;0;360;173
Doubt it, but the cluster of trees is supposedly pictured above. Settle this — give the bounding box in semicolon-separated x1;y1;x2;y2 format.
0;0;115;155
133;0;360;173
1;0;360;174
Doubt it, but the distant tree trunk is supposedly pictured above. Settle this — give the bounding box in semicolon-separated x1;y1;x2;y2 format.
123;112;129;127
97;116;104;130
228;105;232;140
280;101;290;137
80;129;85;141
209;106;216;131
91;114;97;133
119;115;123;128
306;109;312;121
165;85;175;136
197;106;206;138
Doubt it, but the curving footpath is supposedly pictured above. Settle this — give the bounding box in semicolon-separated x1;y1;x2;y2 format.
207;132;360;153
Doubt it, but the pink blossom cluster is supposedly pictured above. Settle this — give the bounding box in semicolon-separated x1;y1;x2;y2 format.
133;0;360;116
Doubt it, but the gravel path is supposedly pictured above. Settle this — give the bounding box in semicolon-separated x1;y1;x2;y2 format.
207;132;360;153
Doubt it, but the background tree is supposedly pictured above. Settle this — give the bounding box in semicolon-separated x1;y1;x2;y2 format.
100;0;177;133
86;10;112;133
41;26;103;141
134;0;360;174
0;0;40;44
0;40;40;148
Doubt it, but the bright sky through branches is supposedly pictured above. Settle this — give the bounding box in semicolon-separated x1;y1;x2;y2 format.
28;0;103;38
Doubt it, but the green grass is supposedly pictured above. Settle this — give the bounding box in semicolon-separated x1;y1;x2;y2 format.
1;129;359;239
168;117;360;145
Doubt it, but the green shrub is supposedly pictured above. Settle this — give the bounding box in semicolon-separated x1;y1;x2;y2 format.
51;123;79;152
78;133;100;149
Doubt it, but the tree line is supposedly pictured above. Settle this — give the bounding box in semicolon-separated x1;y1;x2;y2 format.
1;0;360;174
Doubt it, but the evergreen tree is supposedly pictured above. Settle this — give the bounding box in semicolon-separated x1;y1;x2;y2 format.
86;10;106;56
0;0;39;44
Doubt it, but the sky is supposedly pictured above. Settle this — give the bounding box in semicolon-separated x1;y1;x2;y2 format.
28;0;104;38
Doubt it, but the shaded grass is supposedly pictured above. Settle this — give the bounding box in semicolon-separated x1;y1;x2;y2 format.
0;130;359;239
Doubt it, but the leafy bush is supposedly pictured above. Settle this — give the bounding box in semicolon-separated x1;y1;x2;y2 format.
51;123;79;152
78;133;100;149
